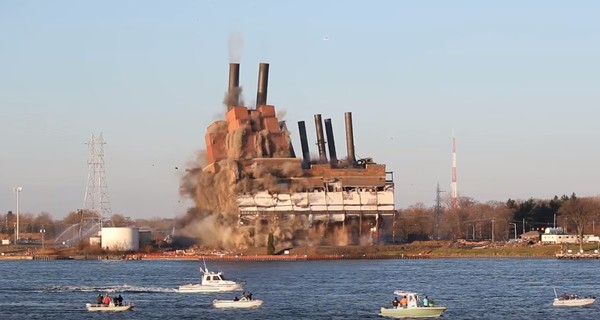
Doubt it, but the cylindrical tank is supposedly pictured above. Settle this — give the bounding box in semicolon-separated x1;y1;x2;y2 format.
101;227;140;251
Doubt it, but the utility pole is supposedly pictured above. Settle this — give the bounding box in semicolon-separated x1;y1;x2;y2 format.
491;219;495;243
434;183;444;240
13;187;22;243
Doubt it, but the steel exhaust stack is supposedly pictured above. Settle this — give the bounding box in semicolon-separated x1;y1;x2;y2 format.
227;63;240;109
298;121;311;168
314;114;328;163
256;63;269;106
324;118;338;166
344;112;357;167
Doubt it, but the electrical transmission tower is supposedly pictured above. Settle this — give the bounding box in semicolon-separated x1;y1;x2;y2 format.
83;133;112;228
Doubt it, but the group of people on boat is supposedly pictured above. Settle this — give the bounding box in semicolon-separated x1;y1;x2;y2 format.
96;293;124;307
559;292;596;300
391;295;434;309
233;292;253;301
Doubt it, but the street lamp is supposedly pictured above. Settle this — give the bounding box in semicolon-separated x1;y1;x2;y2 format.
13;187;22;244
40;225;46;249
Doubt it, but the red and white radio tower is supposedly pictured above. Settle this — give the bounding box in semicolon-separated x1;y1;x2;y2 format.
451;136;458;209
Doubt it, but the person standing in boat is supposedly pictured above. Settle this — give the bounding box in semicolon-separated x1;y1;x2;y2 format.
400;295;408;308
117;294;123;306
96;294;103;305
408;295;417;308
103;294;111;306
422;296;429;307
392;297;399;308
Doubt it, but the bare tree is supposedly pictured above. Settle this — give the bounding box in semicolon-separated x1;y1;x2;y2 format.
63;211;82;225
558;197;600;252
109;214;130;227
395;204;434;241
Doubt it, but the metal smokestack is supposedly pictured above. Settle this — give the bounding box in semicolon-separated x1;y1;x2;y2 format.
298;121;311;168
324;118;338;166
256;63;269;106
344;112;357;167
314;114;328;163
227;63;240;108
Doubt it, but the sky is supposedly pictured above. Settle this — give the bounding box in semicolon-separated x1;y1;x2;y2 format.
1;1;599;220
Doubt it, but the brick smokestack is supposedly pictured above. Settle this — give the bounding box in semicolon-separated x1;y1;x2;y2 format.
314;114;328;163
324;118;338;166
344;112;357;167
227;63;240;109
256;63;269;106
298;121;310;168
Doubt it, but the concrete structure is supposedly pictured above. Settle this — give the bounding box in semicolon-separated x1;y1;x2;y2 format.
101;227;139;251
139;230;152;248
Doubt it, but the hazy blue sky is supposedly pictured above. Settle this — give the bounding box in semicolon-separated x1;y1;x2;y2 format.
1;1;599;219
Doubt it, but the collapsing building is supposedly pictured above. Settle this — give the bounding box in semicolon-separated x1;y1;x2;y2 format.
181;62;395;249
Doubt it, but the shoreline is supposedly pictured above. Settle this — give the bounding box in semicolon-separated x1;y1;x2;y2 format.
0;252;561;261
3;242;598;261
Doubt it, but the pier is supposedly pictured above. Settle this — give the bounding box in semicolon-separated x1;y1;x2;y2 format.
556;252;600;260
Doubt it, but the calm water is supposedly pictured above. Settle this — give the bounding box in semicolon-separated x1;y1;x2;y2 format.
0;258;598;319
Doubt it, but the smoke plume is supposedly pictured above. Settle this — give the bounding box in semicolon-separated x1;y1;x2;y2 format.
228;31;243;63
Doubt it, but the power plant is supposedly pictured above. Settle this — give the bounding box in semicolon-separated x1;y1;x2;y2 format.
181;62;395;249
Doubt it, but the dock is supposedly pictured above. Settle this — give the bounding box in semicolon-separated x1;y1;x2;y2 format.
556;252;600;260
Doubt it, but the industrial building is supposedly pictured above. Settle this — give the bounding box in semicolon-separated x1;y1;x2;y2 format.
187;62;395;247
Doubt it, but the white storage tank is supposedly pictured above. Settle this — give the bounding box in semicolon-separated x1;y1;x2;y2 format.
101;227;140;251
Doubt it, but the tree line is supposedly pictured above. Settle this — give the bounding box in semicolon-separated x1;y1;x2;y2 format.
0;210;175;243
2;194;599;249
389;194;600;245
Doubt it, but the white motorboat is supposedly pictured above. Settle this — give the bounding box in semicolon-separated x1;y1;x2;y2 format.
379;291;446;318
86;302;134;312
178;262;242;293
553;288;596;307
213;297;263;309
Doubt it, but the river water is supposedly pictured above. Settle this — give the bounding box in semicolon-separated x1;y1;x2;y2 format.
0;258;598;319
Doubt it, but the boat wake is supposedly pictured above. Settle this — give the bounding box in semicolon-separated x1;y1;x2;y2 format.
42;284;177;293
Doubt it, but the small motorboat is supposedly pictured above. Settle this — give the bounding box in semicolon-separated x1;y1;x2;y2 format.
86;302;134;312
379;291;446;318
178;262;242;293
213;297;263;309
553;287;596;307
